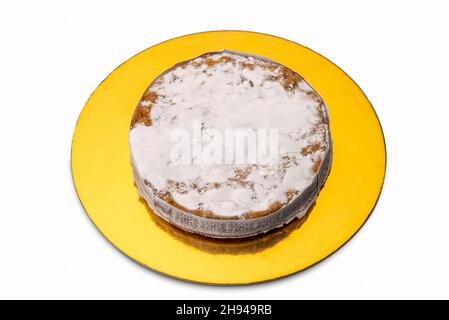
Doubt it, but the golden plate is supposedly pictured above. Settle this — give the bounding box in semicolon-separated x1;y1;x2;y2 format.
71;31;386;285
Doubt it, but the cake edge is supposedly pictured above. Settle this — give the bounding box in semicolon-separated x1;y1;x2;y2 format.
131;135;332;238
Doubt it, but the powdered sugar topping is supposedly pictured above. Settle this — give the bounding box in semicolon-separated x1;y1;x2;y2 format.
130;51;330;217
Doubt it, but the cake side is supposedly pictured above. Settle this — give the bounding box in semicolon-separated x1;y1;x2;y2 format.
132;138;332;238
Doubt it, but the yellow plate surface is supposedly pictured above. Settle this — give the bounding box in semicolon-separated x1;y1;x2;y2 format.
71;31;386;285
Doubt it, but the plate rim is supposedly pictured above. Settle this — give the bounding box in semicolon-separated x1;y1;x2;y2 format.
71;30;387;286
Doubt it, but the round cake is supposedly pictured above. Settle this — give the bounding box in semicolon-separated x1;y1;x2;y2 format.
129;50;332;238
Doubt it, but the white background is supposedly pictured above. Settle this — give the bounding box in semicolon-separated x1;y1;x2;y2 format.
0;0;448;300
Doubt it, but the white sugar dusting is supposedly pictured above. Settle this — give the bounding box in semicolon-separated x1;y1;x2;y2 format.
130;51;329;217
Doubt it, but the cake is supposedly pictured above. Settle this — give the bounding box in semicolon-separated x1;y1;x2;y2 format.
130;50;332;238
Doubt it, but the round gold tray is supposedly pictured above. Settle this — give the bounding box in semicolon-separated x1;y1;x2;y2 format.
71;31;386;285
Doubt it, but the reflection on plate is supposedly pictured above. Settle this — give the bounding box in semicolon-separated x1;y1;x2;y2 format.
140;198;312;255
